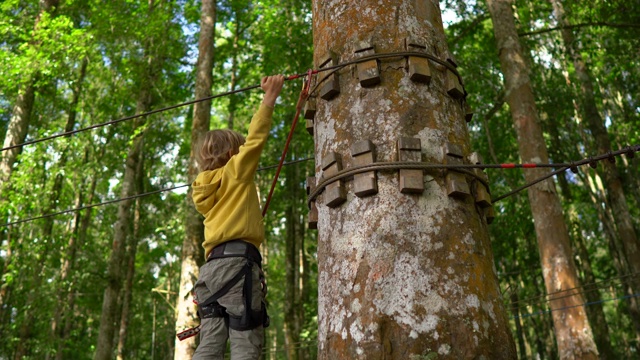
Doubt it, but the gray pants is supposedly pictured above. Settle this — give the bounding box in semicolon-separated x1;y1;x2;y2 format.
193;257;265;360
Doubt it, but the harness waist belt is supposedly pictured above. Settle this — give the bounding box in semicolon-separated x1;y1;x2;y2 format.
208;240;262;264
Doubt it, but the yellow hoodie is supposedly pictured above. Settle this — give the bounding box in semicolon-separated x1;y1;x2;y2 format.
191;104;274;258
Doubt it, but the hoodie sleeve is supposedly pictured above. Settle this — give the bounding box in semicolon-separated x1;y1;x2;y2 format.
225;103;274;180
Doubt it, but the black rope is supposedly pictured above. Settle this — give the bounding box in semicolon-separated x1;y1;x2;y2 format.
0;157;314;228
512;292;640;319
306;145;640;205
508;272;640;308
4;145;639;228
1;51;460;154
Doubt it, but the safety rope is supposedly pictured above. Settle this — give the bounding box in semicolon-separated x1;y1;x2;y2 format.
262;69;313;217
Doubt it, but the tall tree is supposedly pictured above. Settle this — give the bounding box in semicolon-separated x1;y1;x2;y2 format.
174;0;215;358
311;0;515;358
485;0;598;358
0;0;59;185
551;0;640;342
93;0;164;352
93;79;150;360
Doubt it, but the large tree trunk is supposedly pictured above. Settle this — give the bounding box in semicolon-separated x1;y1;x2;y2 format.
173;0;215;358
312;1;516;358
485;0;598;358
552;0;640;342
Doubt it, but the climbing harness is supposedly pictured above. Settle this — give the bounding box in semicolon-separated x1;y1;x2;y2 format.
177;240;269;341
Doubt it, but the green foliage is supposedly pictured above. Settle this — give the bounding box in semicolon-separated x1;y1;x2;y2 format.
0;0;638;358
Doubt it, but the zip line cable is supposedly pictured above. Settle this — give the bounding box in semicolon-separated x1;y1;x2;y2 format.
2;147;638;228
512;292;640;319
0;157;313;228
1;47;638;227
306;145;640;205
508;272;640;308
508;274;640;313
0;51;460;154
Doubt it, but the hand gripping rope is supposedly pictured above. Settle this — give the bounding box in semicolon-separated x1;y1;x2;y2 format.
261;69;315;217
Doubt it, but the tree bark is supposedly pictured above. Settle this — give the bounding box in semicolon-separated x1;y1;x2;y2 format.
116;159;144;360
94;60;153;360
0;83;35;185
173;0;215;358
0;0;59;185
573;233;617;360
312;1;516;358
486;0;598;358
56;162;98;360
552;0;640;343
509;290;527;359
284;161;306;360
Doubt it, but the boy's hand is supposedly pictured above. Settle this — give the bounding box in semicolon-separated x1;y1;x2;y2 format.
261;75;285;107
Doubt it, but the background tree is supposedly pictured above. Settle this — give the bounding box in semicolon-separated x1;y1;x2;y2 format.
485;0;599;358
173;0;215;358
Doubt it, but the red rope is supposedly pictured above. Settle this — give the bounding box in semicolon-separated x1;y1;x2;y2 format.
262;69;313;217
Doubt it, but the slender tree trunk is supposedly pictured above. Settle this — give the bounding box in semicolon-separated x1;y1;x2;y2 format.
48;59;88;357
284;163;302;360
116;195;142;360
56;163;98;360
573;233;617;360
312;1;516;358
552;0;640;343
298;180;311;360
116;152;144;360
0;1;59;328
0;0;59;185
524;232;556;359
227;13;240;130
94;64;153;360
510;290;527;359
13;257;46;359
174;0;215;358
0;83;35;185
485;0;598;358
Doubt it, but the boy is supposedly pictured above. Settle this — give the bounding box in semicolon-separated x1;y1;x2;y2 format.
191;75;284;359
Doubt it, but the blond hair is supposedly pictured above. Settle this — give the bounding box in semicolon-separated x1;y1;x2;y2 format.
197;129;246;171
